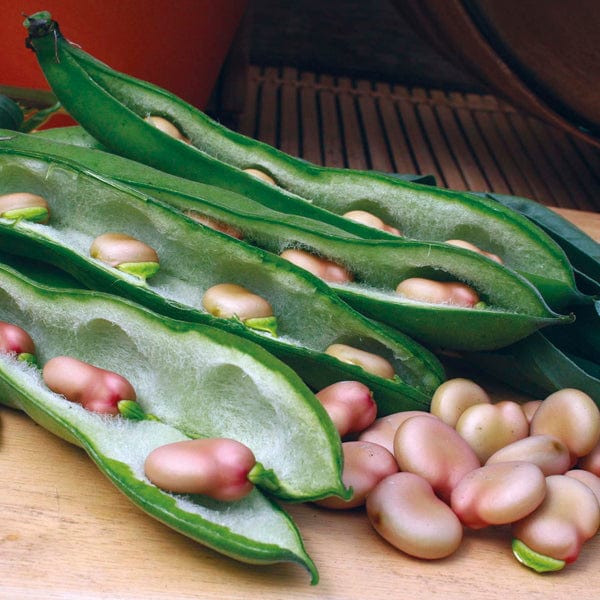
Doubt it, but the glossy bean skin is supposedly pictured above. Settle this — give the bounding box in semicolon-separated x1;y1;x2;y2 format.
144;437;256;501
521;400;542;424
202;283;274;321
486;435;572;476
367;472;463;559
325;344;396;380
455;401;529;463
445;239;503;264
343;210;402;236
393;415;480;501
90;232;160;276
145;115;187;141
578;440;600;476
0;321;35;356
512;475;600;564
358;410;436;454
42;355;136;415
395;277;480;308
280;248;354;284
0;191;50;223
315;441;398;509
315;381;377;437
184;210;244;239
451;462;546;529
530;389;600;458
566;469;600;505
430;377;491;427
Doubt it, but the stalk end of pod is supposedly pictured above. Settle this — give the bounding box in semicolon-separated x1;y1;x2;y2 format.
511;538;566;573
23;11;57;44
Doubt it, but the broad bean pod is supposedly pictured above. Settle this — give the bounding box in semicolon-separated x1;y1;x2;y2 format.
0;264;355;582
22;13;583;313
0;132;572;352
0;147;445;413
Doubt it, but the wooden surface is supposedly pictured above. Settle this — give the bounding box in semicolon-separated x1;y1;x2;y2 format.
236;65;600;211
1;208;599;600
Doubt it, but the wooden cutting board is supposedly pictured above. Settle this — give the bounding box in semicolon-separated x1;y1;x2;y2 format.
1;208;599;600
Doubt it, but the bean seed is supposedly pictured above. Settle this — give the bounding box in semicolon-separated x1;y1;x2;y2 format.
512;475;600;564
565;469;600;505
395;277;480;308
42;356;136;415
455;400;529;463
184;211;244;239
451;461;546;529
144;437;256;501
521;400;542;424
393;415;480;501
0;321;35;357
358;410;437;453
280;248;354;283
486;435;572;476
0;191;50;223
201;283;274;321
430;377;491;427
315;380;377;437
325;343;395;380
243;168;276;185
366;472;463;559
530;389;600;458
444;239;503;264
342;210;401;235
145;115;187;141
315;441;398;509
90;232;160;279
578;439;600;476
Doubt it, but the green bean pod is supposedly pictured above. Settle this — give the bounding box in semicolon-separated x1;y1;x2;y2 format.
23;12;581;311
0;264;357;582
0;132;571;351
0;146;445;413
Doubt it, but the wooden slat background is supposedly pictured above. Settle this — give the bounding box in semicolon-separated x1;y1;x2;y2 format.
235;66;600;211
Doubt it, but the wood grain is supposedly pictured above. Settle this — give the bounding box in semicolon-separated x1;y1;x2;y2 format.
1;209;599;599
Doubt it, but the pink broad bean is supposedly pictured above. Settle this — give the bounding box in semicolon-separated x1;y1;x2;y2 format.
315;441;398;509
184;211;244;240
565;469;600;505
444;239;503;264
395;277;480;308
530;389;600;459
430;377;491;427
342;210;402;236
144;437;256;501
366;472;463;559
358;411;437;454
325;344;396;380
512;475;600;566
315;381;377;437
521;400;542;424
486;435;572;476
0;321;36;357
451;461;546;529
455;400;529;463
393;415;480;502
42;356;136;415
279;249;354;284
578;439;600;476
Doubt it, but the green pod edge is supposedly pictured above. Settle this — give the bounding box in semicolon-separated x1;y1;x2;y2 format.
23;13;580;311
0;263;341;582
0;145;444;413
0;132;571;352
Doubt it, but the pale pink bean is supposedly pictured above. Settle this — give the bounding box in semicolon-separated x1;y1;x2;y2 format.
144;437;256;501
358;411;437;453
342;210;402;236
521;400;542;424
393;415;480;501
145;115;187;141
455;401;529;463
90;232;159;268
367;472;463;559
578;439;600;476
451;461;546;529
184;211;244;240
315;381;377;437
316;441;399;509
486;435;572;476
202;283;274;320
43;356;136;415
444;239;503;264
395;277;480;308
0;191;50;223
325;344;395;380
279;248;354;284
565;470;600;505
430;377;491;427
0;321;35;355
530;389;600;458
512;475;600;563
243;168;276;185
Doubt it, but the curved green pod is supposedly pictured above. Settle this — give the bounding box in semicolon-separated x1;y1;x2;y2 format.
0;147;445;413
0;133;571;351
23;12;580;311
0;265;353;581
